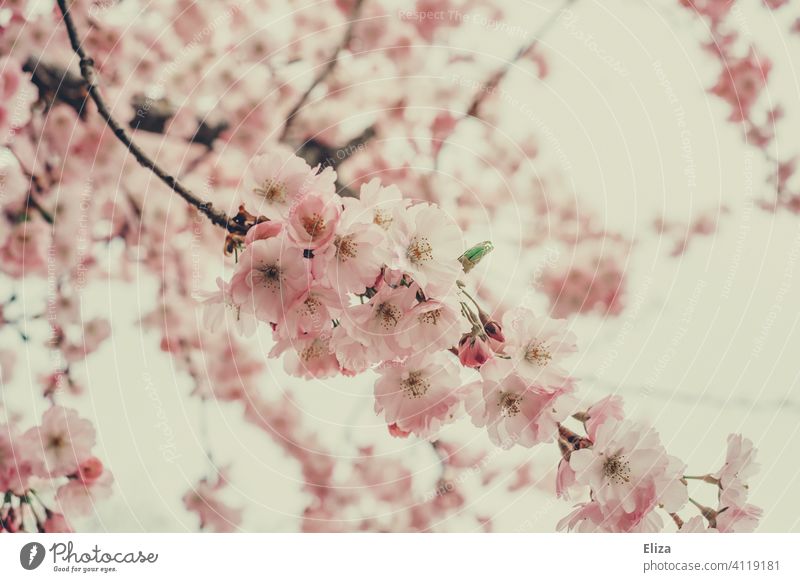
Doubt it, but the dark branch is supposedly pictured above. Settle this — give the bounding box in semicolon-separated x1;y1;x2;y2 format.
55;0;248;235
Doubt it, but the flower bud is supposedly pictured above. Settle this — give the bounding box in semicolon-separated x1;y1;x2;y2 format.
458;333;493;368
387;423;410;439
482;320;505;343
76;456;104;484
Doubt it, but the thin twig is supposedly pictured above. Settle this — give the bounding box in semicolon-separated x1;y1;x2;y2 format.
55;0;247;235
434;0;576;167
279;0;365;142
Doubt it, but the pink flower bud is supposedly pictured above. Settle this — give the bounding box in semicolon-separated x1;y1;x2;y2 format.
77;456;104;484
458;333;493;368
387;423;410;439
482;320;505;343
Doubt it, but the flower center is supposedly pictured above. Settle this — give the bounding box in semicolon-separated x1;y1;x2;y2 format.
300;338;327;362
602;454;631;485
299;295;321;317
301;212;326;239
401;370;430;398
419;308;441;325
374;302;402;330
334;234;357;261
524;340;552;366
407;236;433;264
47;434;65;451
498;392;522;417
258;263;282;289
373;209;393;229
253;179;287;203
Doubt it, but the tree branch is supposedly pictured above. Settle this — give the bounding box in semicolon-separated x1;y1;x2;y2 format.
434;0;577;167
55;0;248;235
279;0;366;142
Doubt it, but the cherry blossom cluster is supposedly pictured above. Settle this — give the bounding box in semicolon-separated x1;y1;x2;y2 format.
1;406;110;533
201;150;762;532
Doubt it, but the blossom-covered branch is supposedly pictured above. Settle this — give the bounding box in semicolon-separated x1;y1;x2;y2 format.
54;0;248;235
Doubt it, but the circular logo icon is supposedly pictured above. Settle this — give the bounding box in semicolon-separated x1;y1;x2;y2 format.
20;542;46;570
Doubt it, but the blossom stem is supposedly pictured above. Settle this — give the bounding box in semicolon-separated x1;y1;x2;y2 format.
669;512;684;529
689;497;717;522
683;474;720;485
54;0;248;235
458;284;486;318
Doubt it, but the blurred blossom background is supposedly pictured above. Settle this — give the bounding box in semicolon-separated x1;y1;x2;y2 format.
1;0;799;532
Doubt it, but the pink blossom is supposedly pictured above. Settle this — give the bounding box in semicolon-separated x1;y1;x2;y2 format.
678;0;735;28
541;256;626;318
558;485;666;532
340;283;417;361
0;221;49;278
183;472;242;533
354;177;409;231
374;352;464;439
568;420;688;517
247;150;335;218
395;297;468;354
715;503;762;533
468;371;576;449
229;234;310;324
710;49;771;121
556;458;577;499
498;307;577;388
330;324;372;375
22;406;97;478
0;56;36;144
280;284;344;338
244;220;283;245
199;277;258;337
270;333;341;379
712;434;760;489
316;199;388;294
55;470;114;516
287;191;341;250
386;203;463;297
583;395;625;441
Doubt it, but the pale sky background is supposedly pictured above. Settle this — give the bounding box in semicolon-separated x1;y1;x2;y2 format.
3;0;800;532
